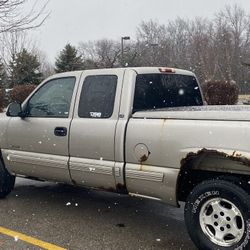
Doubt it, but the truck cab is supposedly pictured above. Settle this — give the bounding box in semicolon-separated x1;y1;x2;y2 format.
1;67;203;199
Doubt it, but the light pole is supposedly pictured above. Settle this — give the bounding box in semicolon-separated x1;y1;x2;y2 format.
121;36;130;67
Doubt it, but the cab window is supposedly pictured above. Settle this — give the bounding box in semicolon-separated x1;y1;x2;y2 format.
78;75;117;118
26;77;76;118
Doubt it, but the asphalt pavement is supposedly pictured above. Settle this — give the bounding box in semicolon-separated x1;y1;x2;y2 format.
0;178;196;250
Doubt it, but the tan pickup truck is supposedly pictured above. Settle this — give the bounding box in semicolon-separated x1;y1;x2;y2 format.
0;67;250;249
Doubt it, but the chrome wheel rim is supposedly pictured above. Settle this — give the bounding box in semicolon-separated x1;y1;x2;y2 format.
199;198;245;247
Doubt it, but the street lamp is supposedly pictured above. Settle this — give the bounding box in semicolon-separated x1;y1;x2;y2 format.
121;36;130;67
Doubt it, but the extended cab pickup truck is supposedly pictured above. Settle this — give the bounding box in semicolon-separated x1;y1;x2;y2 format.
0;67;250;250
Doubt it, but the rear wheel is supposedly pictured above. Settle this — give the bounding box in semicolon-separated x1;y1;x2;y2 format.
0;158;15;198
185;180;250;250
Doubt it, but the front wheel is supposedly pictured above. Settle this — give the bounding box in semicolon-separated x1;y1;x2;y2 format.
0;158;15;198
185;180;250;250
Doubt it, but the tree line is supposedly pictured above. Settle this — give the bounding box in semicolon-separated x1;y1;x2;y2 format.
1;4;250;94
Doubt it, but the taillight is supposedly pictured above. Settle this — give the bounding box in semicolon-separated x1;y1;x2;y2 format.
159;67;176;73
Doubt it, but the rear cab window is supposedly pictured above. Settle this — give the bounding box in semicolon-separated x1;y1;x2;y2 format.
133;73;203;112
78;75;117;118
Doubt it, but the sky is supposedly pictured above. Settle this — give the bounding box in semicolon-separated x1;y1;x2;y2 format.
27;0;250;63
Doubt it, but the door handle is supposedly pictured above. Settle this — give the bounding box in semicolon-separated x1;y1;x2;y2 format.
54;127;67;136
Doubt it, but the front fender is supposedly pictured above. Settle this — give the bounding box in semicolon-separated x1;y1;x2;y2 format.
0;112;11;150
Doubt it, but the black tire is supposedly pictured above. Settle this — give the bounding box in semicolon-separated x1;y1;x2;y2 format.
185;180;250;250
0;158;15;198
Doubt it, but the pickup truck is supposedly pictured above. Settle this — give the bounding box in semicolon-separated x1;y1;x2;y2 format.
0;67;250;250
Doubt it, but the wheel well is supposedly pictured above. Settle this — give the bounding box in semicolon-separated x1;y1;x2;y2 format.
0;149;4;163
177;151;250;202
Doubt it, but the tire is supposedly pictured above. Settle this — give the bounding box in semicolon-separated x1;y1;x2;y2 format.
0;158;15;198
184;180;250;250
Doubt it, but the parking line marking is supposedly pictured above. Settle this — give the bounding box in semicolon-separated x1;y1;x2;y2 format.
0;226;66;250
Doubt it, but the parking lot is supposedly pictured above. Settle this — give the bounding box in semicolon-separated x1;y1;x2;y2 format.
0;178;195;250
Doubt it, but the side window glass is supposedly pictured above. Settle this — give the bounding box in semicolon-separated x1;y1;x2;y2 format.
133;74;203;112
26;77;76;118
78;75;117;118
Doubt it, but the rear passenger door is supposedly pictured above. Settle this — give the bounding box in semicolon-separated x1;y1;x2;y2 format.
69;70;124;190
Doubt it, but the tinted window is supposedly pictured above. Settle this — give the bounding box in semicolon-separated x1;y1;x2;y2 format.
78;75;117;118
133;74;203;112
26;77;75;118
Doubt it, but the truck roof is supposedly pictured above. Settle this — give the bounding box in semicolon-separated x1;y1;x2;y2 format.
131;67;195;76
52;67;195;78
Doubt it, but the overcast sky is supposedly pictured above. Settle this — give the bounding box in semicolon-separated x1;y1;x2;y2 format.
28;0;250;62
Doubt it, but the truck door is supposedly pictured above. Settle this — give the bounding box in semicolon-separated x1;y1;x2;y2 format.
2;73;81;183
69;69;124;190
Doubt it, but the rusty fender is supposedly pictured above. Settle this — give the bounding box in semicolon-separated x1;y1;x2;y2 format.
181;148;250;168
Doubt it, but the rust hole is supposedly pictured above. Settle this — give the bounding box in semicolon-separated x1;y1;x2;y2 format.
140;154;148;162
181;148;250;168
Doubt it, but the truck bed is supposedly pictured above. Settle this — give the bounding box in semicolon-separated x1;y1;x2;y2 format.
132;105;250;121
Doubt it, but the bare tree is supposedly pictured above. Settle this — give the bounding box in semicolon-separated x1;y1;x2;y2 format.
76;4;250;93
79;39;121;68
0;30;37;76
35;49;54;78
0;30;52;88
136;20;168;66
188;18;215;82
95;39;121;68
0;0;49;33
78;41;98;63
137;20;167;45
214;5;250;85
0;1;50;85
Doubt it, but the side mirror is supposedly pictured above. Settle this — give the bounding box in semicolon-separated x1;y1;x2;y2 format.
6;103;25;117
